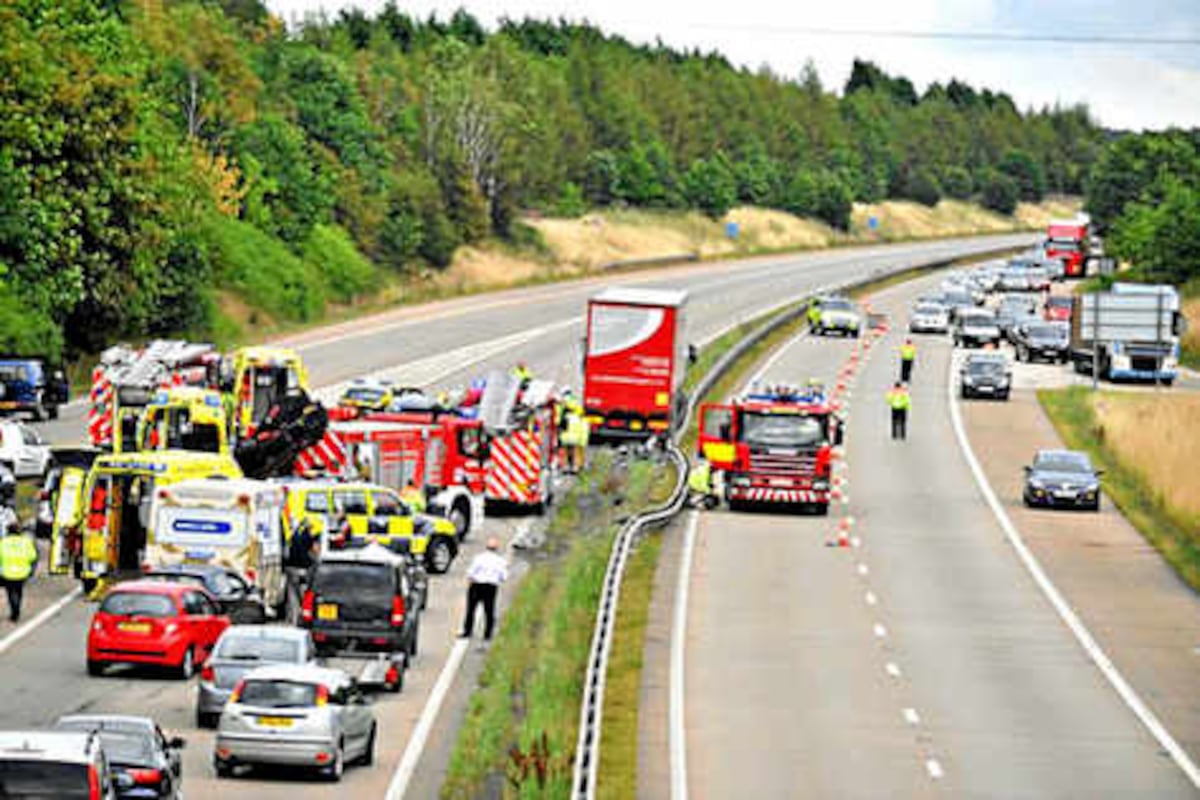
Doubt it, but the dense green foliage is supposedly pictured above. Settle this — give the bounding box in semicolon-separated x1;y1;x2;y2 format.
1086;130;1200;284
1;1;1102;358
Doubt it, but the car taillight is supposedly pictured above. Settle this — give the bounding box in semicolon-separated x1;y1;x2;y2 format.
390;594;406;627
201;663;215;682
315;684;329;706
37;490;48;502
229;679;245;704
300;590;315;624
126;768;162;785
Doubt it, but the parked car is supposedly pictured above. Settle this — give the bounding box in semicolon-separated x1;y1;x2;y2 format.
213;664;377;782
54;715;184;800
1023;449;1103;511
144;564;269;624
997;268;1031;293
196;626;317;729
953;308;1002;348
0;420;52;479
908;301;951;334
1012;321;1071;363
1044;295;1073;322
0;358;68;421
959;352;1012;400
87;581;230;679
0;731;120;799
941;288;976;321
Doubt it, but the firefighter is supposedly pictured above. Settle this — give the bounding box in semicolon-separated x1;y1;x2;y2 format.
886;381;912;441
400;479;426;514
561;407;589;473
511;362;533;389
899;338;917;383
806;298;822;330
1;520;38;623
688;459;719;510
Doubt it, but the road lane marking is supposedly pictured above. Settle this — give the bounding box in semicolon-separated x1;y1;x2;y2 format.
385;638;470;800
926;759;944;780
873;623;888;639
670;511;700;800
946;353;1200;789
0;586;82;657
903;708;921;726
857;563;870;576
885;662;902;678
865;591;878;606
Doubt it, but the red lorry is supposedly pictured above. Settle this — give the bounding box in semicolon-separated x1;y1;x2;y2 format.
697;385;843;514
584;288;689;440
1045;221;1089;278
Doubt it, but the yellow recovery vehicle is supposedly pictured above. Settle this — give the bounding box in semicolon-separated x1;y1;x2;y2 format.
135;386;230;456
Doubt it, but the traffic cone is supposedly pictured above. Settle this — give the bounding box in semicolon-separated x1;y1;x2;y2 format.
836;516;854;547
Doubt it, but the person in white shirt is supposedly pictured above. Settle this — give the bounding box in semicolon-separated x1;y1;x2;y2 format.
460;536;509;642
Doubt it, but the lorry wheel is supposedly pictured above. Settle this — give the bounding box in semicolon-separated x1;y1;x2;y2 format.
815;503;829;517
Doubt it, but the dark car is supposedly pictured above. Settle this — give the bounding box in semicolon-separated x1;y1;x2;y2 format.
1012;321;1070;363
0;358;68;421
301;544;421;675
143;564;267;624
54;715;184;800
1023;449;1103;511
959;353;1012;400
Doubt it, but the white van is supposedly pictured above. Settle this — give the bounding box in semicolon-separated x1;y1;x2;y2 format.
148;479;286;614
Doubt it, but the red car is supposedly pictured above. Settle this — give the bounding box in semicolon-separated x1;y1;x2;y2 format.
1044;296;1073;322
87;580;229;679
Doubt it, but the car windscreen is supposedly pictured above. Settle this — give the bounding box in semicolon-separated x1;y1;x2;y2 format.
1027;324;1065;340
238;679;320;709
960;313;995;326
217;635;301;663
914;304;943;315
0;760;90;798
344;388;385;404
314;563;394;604
740;412;825;449
967;360;1005;375
99;592;175;618
1035;454;1091;473
821;299;853;311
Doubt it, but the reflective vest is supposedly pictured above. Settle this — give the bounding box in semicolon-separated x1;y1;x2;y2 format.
0;533;37;581
900;343;917;362
886;388;912;411
400;486;426;514
807;303;822;323
688;462;712;494
562;412;589;447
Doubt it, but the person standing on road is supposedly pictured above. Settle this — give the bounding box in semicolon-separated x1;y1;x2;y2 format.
886;381;912;441
460;536;509;644
400;479;426;514
688;458;719;510
899;338;917;383
807;299;822;331
1;521;38;623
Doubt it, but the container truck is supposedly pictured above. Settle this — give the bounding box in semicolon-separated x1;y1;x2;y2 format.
1070;283;1184;385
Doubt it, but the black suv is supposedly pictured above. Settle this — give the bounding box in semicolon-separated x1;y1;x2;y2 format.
301;544;422;662
959;353;1012;400
1011;321;1070;364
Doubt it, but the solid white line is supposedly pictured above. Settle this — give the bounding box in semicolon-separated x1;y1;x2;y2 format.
384;638;471;800
926;759;944;780
903;708;921;726
885;662;903;678
670;511;700;800
945;352;1200;789
0;586;82;657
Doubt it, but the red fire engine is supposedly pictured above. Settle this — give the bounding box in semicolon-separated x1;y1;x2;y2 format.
697;385;843;514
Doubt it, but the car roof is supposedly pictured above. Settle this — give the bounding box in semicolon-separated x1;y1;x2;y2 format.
54;715;156;736
1036;448;1088;461
219;624;309;642
103;580;200;598
0;731;98;763
966;352;1007;364
318;543;405;566
238;663;349;688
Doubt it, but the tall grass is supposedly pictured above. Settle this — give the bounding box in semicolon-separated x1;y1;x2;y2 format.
1181;293;1200;369
1039;387;1200;590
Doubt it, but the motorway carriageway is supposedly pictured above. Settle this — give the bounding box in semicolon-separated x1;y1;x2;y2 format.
2;234;1034;799
673;267;1197;798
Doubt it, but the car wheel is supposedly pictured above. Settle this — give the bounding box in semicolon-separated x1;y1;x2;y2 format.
323;742;345;782
449;502;470;541
1001;391;1010;401
47;404;58;421
425;538;454;575
214;757;234;779
197;710;219;729
408;620;420;659
178;647;195;680
358;725;377;766
86;659;105;677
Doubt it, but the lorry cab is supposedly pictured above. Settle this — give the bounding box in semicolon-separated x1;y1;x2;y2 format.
225;347;309;437
51;451;242;593
0;357;68;421
281;480;459;573
148;478;286;615
136;387;229;456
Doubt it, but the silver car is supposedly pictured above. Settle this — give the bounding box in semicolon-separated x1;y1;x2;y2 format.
196;626;316;729
214;664;377;782
908;301;950;334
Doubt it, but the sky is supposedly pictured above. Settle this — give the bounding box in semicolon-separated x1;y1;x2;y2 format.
265;0;1200;131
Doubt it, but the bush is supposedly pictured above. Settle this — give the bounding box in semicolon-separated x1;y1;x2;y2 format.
302;223;378;303
980;170;1019;215
683;157;737;219
998;148;1047;202
814;172;853;231
205;215;325;322
552;181;588;218
897;166;942;206
0;270;62;360
940;165;974;199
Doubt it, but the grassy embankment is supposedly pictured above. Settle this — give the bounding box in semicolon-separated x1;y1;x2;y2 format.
1038;387;1200;590
440;450;676;799
1181;279;1200;370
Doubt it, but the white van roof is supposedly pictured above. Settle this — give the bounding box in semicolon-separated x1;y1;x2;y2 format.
162;478;284;504
592;287;688;308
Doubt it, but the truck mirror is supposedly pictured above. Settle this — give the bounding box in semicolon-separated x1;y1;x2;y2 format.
687;344;698;365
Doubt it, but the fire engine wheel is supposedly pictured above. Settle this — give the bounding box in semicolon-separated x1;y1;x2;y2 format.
425;539;454;574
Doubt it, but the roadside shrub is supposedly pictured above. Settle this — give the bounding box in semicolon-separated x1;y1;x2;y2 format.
205;215;325;322
302;223;378;303
683;157;737;219
980;170;1020;215
940;165;974;199
897;166;942;206
552;181;588;218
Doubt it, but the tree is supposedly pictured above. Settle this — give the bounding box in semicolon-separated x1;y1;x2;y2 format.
998;148;1046;202
1109;175;1200;284
940;165;974;200
684;156;737;218
1085;131;1200;231
980;170;1019;215
896;166;942;207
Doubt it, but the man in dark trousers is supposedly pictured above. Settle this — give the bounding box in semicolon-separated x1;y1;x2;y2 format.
1;521;38;623
899;339;917;383
460;536;509;646
886;382;912;441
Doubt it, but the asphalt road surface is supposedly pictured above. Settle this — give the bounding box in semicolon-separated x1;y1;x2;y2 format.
680;270;1196;798
0;234;1035;799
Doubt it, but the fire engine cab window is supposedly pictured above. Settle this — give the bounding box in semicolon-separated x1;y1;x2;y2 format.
702;408;733;440
589;305;664;357
459;428;483;458
741;412;824;448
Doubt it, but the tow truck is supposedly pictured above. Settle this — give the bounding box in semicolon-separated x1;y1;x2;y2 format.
697;385;844;514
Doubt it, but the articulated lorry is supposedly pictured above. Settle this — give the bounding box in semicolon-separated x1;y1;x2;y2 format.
1070;283;1184;385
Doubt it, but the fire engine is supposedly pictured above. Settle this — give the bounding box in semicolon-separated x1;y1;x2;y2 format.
697;384;844;514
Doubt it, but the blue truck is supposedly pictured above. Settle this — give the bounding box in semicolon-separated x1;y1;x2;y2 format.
0;358;69;420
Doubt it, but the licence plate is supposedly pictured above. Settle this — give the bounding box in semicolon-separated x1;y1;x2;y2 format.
977;386;994;393
256;716;294;728
1054;490;1077;499
317;603;338;621
0;401;15;409
118;622;150;634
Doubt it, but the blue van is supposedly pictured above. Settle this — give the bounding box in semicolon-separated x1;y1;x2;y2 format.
0;358;68;421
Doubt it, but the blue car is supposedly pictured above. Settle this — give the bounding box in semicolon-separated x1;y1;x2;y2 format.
1023;449;1103;511
0;358;68;421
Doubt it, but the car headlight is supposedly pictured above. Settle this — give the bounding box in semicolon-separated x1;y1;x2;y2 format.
1028;478;1045;489
962;375;975;385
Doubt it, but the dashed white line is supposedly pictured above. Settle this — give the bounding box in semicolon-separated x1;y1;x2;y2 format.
885;662;903;678
857;563;870;576
926;759;945;780
903;708;921;726
865;591;878;606
873;623;888;639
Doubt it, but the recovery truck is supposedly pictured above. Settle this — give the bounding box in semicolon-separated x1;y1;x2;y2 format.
1070;282;1184;385
697;385;844;514
1045;220;1089;278
583;287;689;440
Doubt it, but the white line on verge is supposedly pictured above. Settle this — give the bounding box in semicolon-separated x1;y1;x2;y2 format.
885;662;902;678
945;353;1200;789
903;708;921;726
926;759;944;780
865;591;878;606
0;586;82;657
385;638;470;800
670;511;700;800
